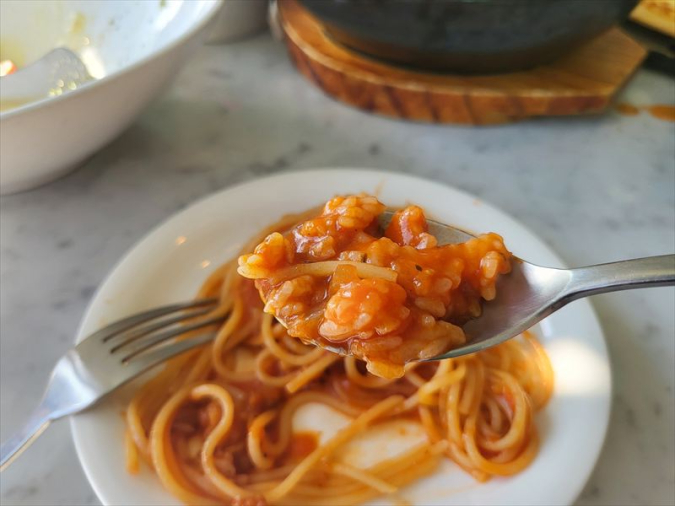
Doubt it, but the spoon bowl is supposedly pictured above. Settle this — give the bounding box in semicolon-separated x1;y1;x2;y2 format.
377;211;675;361
0;48;93;105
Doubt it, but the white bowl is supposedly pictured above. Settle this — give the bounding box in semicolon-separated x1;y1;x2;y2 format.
0;0;222;195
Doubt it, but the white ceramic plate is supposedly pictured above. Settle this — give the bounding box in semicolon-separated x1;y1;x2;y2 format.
71;169;611;506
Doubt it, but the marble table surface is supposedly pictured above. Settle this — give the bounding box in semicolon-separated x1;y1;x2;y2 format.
1;34;674;506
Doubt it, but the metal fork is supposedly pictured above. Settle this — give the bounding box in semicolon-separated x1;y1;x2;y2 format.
0;298;225;471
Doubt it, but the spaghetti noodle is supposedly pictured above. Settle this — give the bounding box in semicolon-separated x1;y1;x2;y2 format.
125;204;553;506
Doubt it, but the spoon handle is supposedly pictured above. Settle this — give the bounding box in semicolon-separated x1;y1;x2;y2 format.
565;254;675;300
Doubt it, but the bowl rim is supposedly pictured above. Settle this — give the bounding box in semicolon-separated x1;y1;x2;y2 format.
0;0;223;120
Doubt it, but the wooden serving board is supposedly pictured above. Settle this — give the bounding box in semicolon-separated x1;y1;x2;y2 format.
278;0;648;125
630;0;675;38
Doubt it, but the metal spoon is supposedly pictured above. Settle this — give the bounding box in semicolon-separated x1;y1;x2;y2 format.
374;211;675;360
0;48;92;105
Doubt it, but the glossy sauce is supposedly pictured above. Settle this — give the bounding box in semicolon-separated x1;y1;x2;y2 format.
239;195;512;378
285;431;320;462
614;102;675;122
615;103;640;116
647;105;675;122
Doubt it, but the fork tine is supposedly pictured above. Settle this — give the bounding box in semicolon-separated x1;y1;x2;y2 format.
107;306;215;352
122;332;217;378
119;315;226;362
0;300;225;472
93;298;217;343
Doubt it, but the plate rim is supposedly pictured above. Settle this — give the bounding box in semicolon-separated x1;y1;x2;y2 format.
70;167;612;506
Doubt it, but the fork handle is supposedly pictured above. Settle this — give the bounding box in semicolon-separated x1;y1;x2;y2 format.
0;405;51;472
566;254;675;300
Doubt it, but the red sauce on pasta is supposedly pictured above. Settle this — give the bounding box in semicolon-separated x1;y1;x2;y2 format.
239;195;512;378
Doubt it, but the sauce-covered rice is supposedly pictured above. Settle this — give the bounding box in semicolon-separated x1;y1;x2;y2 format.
238;194;512;378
